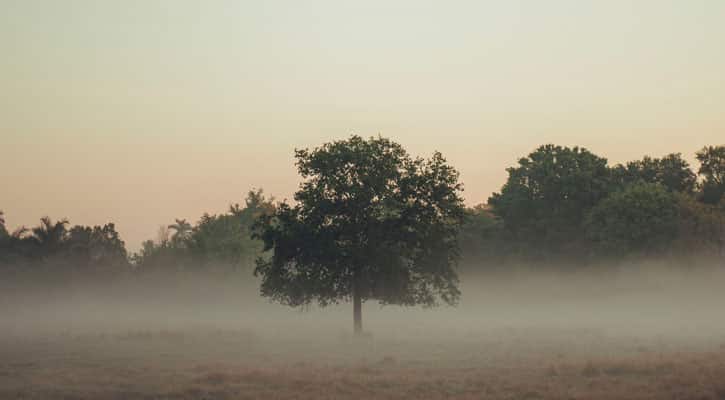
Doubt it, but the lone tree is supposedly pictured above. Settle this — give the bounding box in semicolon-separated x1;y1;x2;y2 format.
253;135;466;334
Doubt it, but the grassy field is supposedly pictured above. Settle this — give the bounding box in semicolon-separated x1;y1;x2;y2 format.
3;266;725;399
2;326;725;400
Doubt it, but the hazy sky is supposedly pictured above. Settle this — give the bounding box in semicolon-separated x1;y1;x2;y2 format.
2;0;724;249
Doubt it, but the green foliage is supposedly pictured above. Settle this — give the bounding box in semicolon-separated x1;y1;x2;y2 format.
130;238;181;271
585;183;680;257
488;144;611;257
253;135;466;309
30;216;69;258
458;205;508;265
168;219;193;247
482;145;725;263
0;215;32;266
131;189;275;271
0;214;129;271
188;189;274;270
696;145;725;205
66;223;129;269
674;193;725;256
613;153;697;194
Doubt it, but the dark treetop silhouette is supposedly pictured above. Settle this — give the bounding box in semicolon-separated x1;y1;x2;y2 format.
253;135;466;334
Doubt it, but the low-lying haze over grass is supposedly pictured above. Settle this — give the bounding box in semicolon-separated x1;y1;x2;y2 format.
3;261;725;399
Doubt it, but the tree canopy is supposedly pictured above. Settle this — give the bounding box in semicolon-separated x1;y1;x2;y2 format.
477;144;725;264
253;135;466;333
696;145;725;205
132;189;275;272
488;144;611;256
0;215;129;272
187;189;274;270
613;153;697;194
585;183;680;257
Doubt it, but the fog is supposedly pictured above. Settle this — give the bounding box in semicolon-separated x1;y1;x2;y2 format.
4;260;725;345
3;261;725;398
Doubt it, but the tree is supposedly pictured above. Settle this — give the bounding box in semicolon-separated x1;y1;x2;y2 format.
67;223;129;269
0;226;31;268
131;226;180;271
188;189;274;270
168;219;193;247
613;153;697;194
585;183;679;257
131;191;275;272
457;204;508;267
674;193;725;257
696;145;725;205
253;135;466;334
30;216;69;258
488;144;611;258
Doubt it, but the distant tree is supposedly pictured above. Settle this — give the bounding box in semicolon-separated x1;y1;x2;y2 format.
168;219;193;247
131;191;274;272
131;239;161;269
253;136;466;334
188;189;274;270
131;226;180;271
674;193;725;257
30;216;69;258
696;145;725;205
458;204;508;266
90;223;129;267
67;223;129;269
613;153;696;194
488;144;611;258
0;225;32;267
156;225;171;246
228;189;276;223
585;183;679;257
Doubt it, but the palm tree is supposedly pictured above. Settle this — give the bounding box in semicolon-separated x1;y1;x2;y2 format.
31;216;69;255
168;218;192;247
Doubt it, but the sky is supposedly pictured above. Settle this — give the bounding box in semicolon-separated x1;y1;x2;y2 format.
2;0;724;250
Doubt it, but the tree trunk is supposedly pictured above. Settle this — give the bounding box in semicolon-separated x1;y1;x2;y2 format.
353;281;362;335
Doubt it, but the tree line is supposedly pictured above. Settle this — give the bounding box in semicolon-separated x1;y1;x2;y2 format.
1;142;723;276
2;137;723;333
461;144;725;265
0;190;274;274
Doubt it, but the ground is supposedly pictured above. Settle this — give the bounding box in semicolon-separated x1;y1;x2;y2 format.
2;327;725;400
3;267;725;399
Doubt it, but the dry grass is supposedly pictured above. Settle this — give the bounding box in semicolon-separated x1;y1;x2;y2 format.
2;328;725;400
